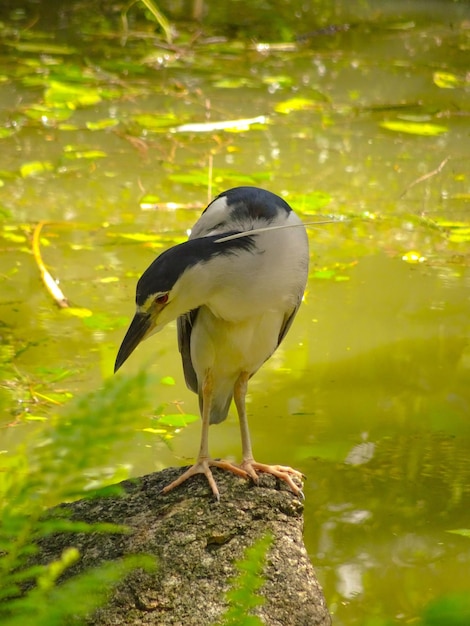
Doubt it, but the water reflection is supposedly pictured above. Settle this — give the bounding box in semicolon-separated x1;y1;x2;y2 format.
337;562;365;599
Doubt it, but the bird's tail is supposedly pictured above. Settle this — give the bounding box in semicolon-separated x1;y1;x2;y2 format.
198;386;233;425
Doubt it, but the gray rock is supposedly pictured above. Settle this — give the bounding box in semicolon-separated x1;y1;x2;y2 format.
37;467;332;626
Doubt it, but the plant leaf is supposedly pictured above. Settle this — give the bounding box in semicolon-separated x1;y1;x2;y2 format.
379;120;448;136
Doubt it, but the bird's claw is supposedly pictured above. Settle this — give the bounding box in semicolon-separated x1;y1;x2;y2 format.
161;459;304;500
161;458;249;500
240;460;305;497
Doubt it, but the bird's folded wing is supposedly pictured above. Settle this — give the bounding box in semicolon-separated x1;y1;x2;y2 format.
277;298;302;347
177;309;199;393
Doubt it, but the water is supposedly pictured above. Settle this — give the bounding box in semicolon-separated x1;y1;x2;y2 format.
0;1;469;623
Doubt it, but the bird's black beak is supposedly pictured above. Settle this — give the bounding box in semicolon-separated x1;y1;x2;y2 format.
114;311;153;373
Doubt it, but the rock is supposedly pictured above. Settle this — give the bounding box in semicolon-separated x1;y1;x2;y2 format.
36;467;331;626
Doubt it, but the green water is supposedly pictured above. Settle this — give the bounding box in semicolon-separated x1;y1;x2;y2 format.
0;1;469;624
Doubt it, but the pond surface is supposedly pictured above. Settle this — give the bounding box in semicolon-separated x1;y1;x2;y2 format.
0;1;469;624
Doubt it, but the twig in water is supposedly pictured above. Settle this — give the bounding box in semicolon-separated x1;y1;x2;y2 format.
32;222;69;308
400;156;450;198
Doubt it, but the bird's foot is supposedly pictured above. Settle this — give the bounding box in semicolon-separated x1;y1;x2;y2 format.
240;460;305;498
161;458;249;501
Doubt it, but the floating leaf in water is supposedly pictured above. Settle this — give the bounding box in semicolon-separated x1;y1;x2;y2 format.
169;168;270;188
22;74;49;88
293;191;332;214
448;227;470;244
433;71;466;89
109;232;166;242
437;220;470;243
1;231;27;243
449;227;470;243
139;194;160;210
96;87;121;101
141;427;168;435
62;307;93;318
64;148;107;160
83;313;128;330
157;413;199;428
23;104;74;123
99;276;119;284
380;120;448;136
20;160;54;177
160;376;175;386
173;115;268;133
262;75;294;89
434;220;468;228
0;127;16;139
45;81;102;109
447;529;470;538
274;94;328;114
312;269;336;280
133;113;178;131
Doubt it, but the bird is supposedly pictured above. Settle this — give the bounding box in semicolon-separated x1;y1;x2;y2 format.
114;186;309;500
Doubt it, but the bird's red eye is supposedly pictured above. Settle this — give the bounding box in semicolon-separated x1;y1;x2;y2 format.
155;293;168;305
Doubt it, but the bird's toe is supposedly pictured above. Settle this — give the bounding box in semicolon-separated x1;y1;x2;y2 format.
241;460;305;496
161;458;250;500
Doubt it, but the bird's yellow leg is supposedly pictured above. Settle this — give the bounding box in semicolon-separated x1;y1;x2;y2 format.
161;369;248;500
234;371;305;497
234;371;255;462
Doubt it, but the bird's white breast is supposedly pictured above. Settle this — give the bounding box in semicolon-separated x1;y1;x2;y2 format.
206;210;308;322
190;305;286;383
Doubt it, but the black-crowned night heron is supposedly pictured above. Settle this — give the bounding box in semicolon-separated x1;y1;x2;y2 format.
115;186;309;499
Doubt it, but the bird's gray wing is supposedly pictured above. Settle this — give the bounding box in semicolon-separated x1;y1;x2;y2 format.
177;309;199;393
254;299;302;378
277;297;302;347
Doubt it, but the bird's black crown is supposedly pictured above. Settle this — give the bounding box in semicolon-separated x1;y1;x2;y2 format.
212;186;292;223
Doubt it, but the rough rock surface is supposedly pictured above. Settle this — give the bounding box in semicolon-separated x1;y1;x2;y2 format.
37;467;332;626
